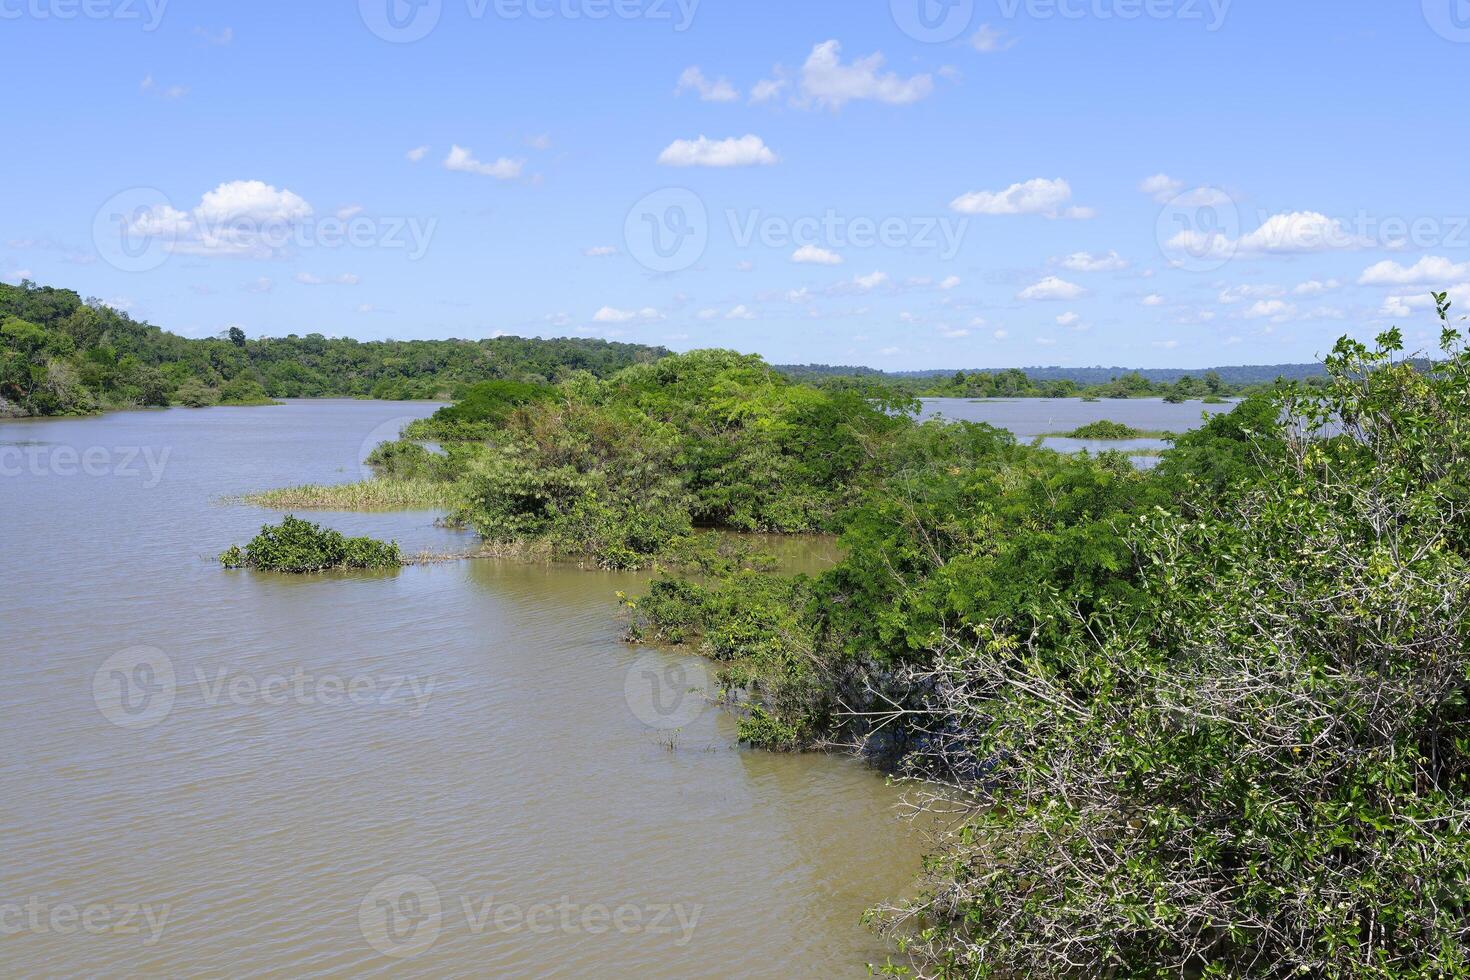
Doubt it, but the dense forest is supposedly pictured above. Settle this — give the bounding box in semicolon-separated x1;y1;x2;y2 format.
0;280;667;417
315;293;1470;977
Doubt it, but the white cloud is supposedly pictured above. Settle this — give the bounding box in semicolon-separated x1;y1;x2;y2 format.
971;24;1017;52
799;40;933;109
406;145;430;163
1243;299;1296;320
593;306;663;323
1153;339;1181;350
140;74;188;99
658;134;777;167
792;244;843;265
938;275;961;290
850;270;890;292
1293;278;1343;295
1379;284;1470;318
951;178;1092;219
1358;256;1470;285
1218;283;1285;304
1142;293;1165;307
243;277;272;293
195;180;311;226
335;204;364;220
1058;249;1128;272
676;66;740;102
939;326;970;338
1237;211;1369;254
192;26;233;45
724;304;757;320
735;260;754;272
526;134;553;150
1017;276;1085;301
126;180;313;258
1138;173;1185;203
992;328;1009;340
583;245;618;257
1035;337;1057;346
295;272;359;286
749;71;789;105
1056;311;1081;328
444;145;525;179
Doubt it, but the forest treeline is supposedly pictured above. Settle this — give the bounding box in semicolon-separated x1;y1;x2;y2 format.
3;278;1333;419
340;294;1470;977
0;280;666;417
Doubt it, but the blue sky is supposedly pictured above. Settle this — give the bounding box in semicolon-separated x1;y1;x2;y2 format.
4;0;1469;369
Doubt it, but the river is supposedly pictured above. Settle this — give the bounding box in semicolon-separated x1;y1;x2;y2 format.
0;400;926;977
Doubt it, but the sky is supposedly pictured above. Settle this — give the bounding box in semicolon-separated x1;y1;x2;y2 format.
3;0;1470;370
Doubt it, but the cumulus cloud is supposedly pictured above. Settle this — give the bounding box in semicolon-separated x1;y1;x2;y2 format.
798;40;933;109
1142;293;1165;307
1058;249;1128;272
295;272;359;286
583;246;619;257
444;145;525;179
951;178;1093;219
939;275;961;290
792;244;843;265
1294;278;1343;295
1017;276;1085;301
1218;283;1286;304
675;66;740;102
593;306;664;323
1379;284;1470;318
1359;256;1470;285
658;134;778;167
1138;173;1185;203
971;24;1017;52
1057;311;1082;328
1243;299;1296;320
119;180;314;258
1237;211;1369;254
406;145;430;163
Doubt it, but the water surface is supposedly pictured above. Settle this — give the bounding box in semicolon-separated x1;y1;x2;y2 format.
920;396;1234;466
0;400;924;977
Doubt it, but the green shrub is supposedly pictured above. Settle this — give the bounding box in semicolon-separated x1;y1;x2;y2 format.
1065;419;1144;439
218;377;273;405
220;515;401;572
173;378;218;407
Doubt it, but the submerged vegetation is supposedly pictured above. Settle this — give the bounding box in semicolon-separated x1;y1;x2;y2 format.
220;515;401;572
619;297;1470;977
241;479;458;512
1052;419;1173;439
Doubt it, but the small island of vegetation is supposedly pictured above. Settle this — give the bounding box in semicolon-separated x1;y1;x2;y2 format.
1048;419;1174;439
220;515;401;573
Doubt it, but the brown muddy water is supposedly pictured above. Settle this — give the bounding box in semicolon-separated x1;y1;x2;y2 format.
0;400;928;978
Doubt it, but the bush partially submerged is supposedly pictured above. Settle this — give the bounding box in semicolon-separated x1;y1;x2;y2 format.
220;515;401;572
